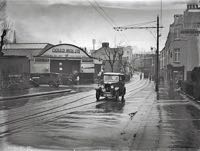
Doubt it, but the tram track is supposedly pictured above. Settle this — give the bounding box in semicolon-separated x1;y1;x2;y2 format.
0;78;147;128
3;76;141;120
0;78;150;138
0;77;145;128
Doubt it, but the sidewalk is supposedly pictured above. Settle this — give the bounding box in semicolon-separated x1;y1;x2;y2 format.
0;83;97;101
130;80;200;150
159;80;183;100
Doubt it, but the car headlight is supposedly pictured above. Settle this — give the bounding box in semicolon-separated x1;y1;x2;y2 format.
115;87;119;91
111;85;114;89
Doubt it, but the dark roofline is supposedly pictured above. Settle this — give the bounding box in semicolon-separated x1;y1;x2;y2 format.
3;43;52;50
0;56;28;58
5;42;52;45
36;43;96;59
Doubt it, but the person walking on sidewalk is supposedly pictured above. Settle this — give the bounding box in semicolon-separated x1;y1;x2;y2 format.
140;73;142;80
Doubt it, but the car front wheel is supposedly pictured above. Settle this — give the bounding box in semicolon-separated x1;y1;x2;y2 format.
115;91;119;101
121;88;126;102
96;92;100;101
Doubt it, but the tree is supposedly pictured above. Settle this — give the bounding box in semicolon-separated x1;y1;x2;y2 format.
0;0;7;56
103;46;121;72
118;50;130;73
0;28;6;56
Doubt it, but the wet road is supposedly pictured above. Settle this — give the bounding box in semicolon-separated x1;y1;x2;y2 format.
0;75;200;150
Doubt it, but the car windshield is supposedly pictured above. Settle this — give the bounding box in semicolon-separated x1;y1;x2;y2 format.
103;75;119;82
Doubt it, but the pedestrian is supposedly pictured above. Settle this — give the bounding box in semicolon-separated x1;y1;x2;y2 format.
140;73;142;80
149;74;152;81
76;75;80;85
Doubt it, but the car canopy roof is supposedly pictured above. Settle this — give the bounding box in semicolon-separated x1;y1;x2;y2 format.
103;72;124;76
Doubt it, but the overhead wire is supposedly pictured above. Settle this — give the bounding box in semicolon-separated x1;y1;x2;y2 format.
87;0;130;46
123;21;157;28
160;0;164;49
86;0;114;28
93;0;130;46
93;0;116;26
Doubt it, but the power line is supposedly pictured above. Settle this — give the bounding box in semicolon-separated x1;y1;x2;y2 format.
160;0;163;37
87;0;130;46
160;0;163;27
123;21;156;27
86;0;114;27
92;0;130;45
93;0;116;26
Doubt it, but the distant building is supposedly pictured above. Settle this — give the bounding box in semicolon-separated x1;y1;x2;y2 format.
160;2;200;83
91;42;133;74
91;42;123;73
132;53;155;79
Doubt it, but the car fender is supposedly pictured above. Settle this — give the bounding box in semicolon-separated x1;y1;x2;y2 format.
95;87;101;92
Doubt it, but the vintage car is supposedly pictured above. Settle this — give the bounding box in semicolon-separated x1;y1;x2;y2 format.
96;72;126;101
30;73;61;87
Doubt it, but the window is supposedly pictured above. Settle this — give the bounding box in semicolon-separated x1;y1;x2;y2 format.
174;48;180;63
174;29;180;39
104;75;119;82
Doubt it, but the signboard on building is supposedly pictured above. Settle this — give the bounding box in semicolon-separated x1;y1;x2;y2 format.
42;44;88;58
81;62;95;73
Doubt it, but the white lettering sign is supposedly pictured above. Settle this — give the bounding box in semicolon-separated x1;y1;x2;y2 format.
52;48;80;53
42;44;87;58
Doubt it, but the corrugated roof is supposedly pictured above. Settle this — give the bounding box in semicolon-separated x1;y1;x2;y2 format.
2;43;53;57
3;43;51;50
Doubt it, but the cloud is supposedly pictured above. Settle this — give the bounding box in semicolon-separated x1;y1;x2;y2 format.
8;0;189;9
6;0;188;50
43;0;189;9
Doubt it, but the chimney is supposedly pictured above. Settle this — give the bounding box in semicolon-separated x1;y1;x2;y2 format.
102;42;109;48
92;39;96;50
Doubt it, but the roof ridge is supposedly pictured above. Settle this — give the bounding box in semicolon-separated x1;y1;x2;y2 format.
5;43;52;45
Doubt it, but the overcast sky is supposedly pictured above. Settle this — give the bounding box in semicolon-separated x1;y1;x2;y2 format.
6;0;197;52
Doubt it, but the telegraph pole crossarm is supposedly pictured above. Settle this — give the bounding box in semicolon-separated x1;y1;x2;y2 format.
113;26;163;31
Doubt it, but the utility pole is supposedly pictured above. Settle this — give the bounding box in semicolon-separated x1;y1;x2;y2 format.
156;16;159;100
113;16;162;100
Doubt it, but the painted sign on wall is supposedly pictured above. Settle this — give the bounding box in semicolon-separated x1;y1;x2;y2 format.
42;44;87;58
81;62;94;73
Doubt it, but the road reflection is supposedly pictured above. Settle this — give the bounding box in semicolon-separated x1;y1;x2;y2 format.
96;99;125;113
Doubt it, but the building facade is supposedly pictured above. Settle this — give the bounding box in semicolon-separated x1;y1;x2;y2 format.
160;2;200;84
92;42;133;74
3;43;96;84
